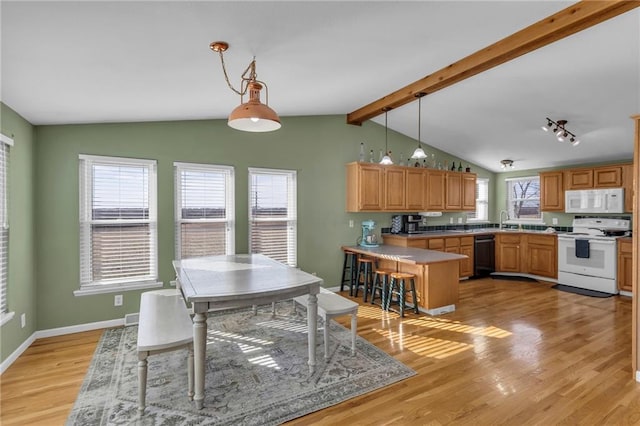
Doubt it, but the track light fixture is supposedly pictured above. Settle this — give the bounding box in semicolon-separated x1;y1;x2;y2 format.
542;117;579;146
500;159;515;170
210;41;281;132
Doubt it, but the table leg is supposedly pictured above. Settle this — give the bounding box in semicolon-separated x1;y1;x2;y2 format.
307;292;317;373
193;311;207;409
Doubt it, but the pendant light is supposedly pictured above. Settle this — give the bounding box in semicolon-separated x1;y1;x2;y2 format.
411;93;427;159
380;108;393;165
210;41;281;132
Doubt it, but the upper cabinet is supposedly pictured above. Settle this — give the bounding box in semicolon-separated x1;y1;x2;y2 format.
540;162;633;212
346;162;476;212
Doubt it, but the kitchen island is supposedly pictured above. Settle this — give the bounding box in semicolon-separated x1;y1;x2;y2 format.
343;244;467;315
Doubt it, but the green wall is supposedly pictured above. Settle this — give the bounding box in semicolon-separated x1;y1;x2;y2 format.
0;104;37;362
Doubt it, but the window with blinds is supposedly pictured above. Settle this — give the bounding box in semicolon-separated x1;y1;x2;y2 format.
468;178;489;222
0;134;13;318
174;162;235;259
79;155;158;289
248;168;297;267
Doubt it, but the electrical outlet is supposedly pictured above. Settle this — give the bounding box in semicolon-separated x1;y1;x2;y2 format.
449;217;453;224
458;217;463;224
114;294;123;306
349;220;354;228
552;218;558;225
20;313;26;328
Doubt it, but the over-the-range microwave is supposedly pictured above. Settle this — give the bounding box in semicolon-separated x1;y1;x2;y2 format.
564;188;624;214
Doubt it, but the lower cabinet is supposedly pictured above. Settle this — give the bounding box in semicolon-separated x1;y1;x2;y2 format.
495;233;557;279
618;238;633;292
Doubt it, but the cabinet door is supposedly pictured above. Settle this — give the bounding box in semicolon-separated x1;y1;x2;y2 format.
445;172;462;210
618;240;633;292
384;167;406;210
462;173;476;210
459;243;474;278
527;243;557;278
427;238;445;251
425;170;446;210
567;169;593;189
496;235;521;272
594;166;622;188
540;171;564;211
406;168;426;211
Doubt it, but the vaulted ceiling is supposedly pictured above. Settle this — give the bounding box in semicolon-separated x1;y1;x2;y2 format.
2;1;639;172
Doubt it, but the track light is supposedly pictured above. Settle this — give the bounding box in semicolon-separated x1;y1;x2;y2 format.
543;117;579;147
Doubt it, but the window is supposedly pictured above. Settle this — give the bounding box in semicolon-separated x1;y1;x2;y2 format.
506;176;542;222
174;162;234;259
0;133;13;324
78;155;159;295
248;168;297;266
467;178;489;222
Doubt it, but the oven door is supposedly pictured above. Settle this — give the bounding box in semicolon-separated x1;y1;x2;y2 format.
557;236;617;279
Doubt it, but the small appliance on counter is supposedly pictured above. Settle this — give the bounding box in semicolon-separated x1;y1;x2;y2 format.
359;220;379;247
390;215;403;234
402;214;423;234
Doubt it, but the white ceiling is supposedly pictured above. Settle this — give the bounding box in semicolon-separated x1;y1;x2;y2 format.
1;1;639;173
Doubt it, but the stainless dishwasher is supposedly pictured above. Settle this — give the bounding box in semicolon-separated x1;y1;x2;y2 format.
474;234;495;277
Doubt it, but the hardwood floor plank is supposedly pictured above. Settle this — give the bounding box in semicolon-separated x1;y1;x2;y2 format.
2;278;640;425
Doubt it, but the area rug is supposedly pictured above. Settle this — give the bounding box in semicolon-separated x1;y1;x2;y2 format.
66;303;415;425
552;284;614;298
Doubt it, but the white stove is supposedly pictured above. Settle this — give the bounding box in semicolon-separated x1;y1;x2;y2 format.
557;218;631;294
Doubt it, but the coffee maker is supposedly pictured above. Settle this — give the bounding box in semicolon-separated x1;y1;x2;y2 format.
402;215;423;234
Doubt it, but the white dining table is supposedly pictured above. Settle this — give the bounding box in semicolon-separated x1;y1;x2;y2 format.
172;254;321;409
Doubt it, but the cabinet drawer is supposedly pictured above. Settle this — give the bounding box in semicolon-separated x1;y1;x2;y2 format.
527;235;556;246
427;238;445;250
460;236;474;246
445;237;460;248
498;234;521;244
619;239;632;254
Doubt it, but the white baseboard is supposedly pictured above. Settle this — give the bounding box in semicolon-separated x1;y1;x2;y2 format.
1;318;124;375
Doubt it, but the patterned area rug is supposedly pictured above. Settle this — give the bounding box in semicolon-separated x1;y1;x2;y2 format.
67;303;415;425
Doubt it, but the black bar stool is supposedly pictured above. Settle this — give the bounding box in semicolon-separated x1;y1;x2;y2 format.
370;268;393;308
385;272;420;317
354;258;374;300
340;249;358;295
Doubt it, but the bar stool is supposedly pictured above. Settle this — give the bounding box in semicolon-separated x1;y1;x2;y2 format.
354;258;374;300
370;269;393;308
385;272;420;317
340;249;358;295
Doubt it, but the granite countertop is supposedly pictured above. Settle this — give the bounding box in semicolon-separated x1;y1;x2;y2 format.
343;244;467;265
383;228;559;238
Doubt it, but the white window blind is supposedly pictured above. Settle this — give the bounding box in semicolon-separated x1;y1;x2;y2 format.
468;178;489;222
79;155;158;289
248;168;297;267
174;162;235;259
506;176;542;221
0;134;13;317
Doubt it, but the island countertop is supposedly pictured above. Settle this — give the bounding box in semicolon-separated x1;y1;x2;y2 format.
342;244;467;265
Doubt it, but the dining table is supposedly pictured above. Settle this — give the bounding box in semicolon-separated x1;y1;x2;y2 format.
172;254;322;409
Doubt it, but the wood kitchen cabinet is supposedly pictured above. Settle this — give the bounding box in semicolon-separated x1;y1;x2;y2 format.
495;232;557;278
623;164;634;213
384;166;406;210
566;169;593;189
540;171;564;212
406;168;426;211
445;171;476;211
346;162;383;211
566;165;622;190
617;238;633;293
495;234;522;273
526;234;557;278
425;170;446;211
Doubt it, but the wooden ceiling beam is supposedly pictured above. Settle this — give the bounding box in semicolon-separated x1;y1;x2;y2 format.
346;0;640;126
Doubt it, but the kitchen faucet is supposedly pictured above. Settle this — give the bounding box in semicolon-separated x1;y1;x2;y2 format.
499;210;509;229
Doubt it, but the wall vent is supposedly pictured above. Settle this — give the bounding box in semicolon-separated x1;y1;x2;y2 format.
124;312;139;327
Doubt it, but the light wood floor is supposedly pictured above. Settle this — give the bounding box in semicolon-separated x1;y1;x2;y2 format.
2;277;640;425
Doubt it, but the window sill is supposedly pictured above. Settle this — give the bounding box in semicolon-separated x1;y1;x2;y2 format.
73;281;163;297
1;311;15;327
